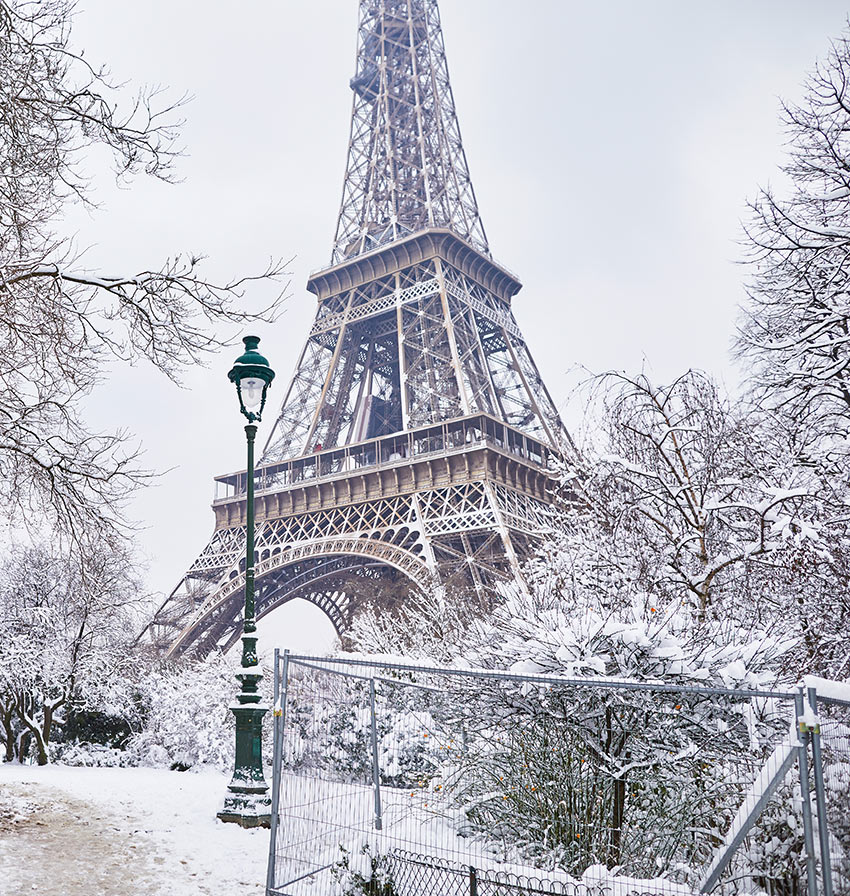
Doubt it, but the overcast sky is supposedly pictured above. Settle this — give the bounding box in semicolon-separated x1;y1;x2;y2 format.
63;1;850;646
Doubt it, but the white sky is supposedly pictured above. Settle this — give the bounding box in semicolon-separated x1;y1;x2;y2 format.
63;1;850;649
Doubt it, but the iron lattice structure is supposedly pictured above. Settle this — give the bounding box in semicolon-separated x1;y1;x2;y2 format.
148;0;569;658
333;0;487;264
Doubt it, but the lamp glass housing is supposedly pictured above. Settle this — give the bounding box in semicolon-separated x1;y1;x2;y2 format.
227;335;276;423
240;376;265;412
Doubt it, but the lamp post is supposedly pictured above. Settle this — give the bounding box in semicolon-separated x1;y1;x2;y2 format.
218;335;276;829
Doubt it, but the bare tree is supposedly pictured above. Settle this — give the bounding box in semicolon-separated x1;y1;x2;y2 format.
0;0;286;543
738;29;850;461
584;372;822;617
734;27;850;676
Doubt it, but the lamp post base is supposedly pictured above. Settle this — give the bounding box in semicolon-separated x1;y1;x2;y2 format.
217;788;271;829
218;697;271;829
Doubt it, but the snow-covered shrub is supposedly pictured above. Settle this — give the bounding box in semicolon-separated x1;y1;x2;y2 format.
0;541;144;765
127;653;273;771
738;777;807;895
425;587;796;877
51;742;132;767
378;705;440;787
434;683;745;877
346;582;798;877
282;668;374;782
53;706;135;754
330;844;394;896
283;667;440;789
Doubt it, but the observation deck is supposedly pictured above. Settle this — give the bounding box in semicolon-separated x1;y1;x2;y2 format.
211;413;556;531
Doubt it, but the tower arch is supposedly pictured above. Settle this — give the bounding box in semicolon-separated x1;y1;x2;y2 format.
162;539;432;660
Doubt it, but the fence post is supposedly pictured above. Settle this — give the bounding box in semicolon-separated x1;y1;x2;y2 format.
469;865;478;896
807;687;833;896
795;689;818;896
369;677;383;830
265;648;290;896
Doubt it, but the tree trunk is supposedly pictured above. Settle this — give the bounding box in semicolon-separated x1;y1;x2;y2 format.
16;730;30;763
610;775;626;865
16;692;51;765
1;704;15;762
38;699;63;765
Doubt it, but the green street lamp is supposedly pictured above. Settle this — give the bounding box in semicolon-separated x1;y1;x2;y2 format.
218;335;276;829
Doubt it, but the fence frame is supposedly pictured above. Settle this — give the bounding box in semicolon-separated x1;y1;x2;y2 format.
265;653;850;896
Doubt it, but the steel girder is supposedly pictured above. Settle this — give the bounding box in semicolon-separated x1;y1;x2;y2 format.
335;0;487;263
262;256;565;463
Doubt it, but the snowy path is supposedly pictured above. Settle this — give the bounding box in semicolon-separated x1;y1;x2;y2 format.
0;764;269;895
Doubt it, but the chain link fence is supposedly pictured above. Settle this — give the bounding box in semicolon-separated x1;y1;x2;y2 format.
264;654;850;896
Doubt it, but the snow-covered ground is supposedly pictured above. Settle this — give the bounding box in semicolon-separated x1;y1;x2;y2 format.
0;763;269;896
0;763;695;896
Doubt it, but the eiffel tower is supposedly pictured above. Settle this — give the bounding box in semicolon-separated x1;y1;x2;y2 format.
149;0;568;658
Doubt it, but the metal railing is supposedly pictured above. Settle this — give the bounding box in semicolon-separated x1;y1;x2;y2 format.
214;414;552;501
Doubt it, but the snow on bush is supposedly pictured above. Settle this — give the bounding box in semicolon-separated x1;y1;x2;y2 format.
469;586;795;691
51;743;132;768
0;541;144;765
343;528;801;880
127;653;273;772
282;665;440;791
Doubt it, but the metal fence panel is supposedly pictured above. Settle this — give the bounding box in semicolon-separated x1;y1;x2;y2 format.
266;654;847;896
814;691;850;896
